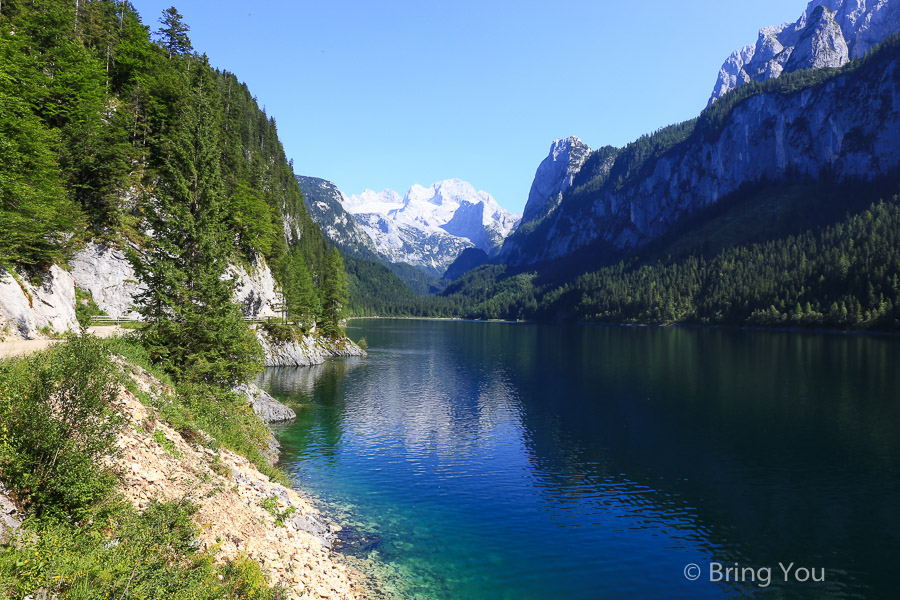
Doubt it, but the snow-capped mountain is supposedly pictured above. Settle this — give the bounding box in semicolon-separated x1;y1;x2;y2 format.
709;0;900;103
343;179;520;276
296;176;380;259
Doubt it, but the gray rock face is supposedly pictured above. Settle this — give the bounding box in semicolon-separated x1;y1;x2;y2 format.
234;382;296;423
258;330;367;367
0;265;79;339
70;242;144;320
521;137;592;225
296;176;381;260
0;483;21;545
510;50;900;264
709;0;900;103
228;258;281;320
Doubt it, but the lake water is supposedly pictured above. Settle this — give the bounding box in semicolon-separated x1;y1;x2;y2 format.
260;319;900;599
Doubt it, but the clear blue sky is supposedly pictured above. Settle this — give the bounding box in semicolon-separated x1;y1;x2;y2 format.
128;0;805;213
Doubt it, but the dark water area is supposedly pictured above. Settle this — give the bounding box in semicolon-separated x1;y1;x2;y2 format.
262;319;900;599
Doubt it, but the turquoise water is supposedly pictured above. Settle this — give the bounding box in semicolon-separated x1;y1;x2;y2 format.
261;320;900;599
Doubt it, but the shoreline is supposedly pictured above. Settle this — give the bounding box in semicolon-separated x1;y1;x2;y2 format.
347;315;900;338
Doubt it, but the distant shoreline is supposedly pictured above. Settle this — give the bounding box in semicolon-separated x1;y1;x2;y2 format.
346;316;900;337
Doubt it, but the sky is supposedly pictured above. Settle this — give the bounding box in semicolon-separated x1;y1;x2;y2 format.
128;0;808;214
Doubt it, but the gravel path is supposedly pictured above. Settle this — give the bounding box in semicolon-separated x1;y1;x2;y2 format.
0;326;123;359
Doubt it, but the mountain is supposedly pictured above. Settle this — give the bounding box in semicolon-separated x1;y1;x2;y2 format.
295;176;380;259
343;179;520;277
443;248;490;282
520;137;592;225
501;31;900;268
709;0;900;103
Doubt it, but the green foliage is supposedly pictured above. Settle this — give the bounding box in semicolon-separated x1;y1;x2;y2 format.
444;193;900;331
277;247;320;328
356;337;368;350
0;31;83;267
0;0;344;329
0;499;281;599
132;55;263;388
260;322;300;343
152;430;182;458
259;494;296;527
74;288;106;329
320;248;349;336
155;6;193;59
0;334;122;521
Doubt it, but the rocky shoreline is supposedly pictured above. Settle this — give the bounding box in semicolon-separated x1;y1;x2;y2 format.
118;360;368;599
258;330;367;367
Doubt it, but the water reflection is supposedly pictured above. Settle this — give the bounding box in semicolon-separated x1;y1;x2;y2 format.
265;321;900;600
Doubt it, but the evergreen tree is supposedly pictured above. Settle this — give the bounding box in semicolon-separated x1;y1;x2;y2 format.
278;248;320;329
132;56;262;386
320;248;349;336
155;6;192;59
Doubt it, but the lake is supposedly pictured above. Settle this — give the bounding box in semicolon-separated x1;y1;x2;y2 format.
260;319;900;599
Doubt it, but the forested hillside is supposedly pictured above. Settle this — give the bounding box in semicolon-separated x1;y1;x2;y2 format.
0;0;337;326
443;179;900;331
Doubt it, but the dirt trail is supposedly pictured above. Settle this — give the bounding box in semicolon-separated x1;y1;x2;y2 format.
0;326;123;359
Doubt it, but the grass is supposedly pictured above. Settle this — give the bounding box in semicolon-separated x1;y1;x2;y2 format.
0;333;291;598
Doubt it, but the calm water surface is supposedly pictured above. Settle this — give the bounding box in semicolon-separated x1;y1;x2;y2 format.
260;320;900;599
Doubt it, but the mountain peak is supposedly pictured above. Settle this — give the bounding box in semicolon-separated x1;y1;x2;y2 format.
340;179;519;274
708;0;900;104
520;137;592;225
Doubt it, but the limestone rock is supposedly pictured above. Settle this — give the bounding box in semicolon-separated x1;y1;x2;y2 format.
507;46;900;265
0;483;21;545
0;265;78;339
709;0;900;103
234;382;296;423
70;242;144;319
228;258;281;320
258;330;367;368
521;137;592;225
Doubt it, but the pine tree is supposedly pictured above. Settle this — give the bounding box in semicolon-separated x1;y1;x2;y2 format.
320;248;349;337
155;6;192;59
132;56;262;386
278;248;320;329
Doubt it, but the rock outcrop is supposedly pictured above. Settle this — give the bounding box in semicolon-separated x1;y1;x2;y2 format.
258;330;367;368
235;382;297;423
520;137;592;224
0;483;21;546
0;265;79;339
709;0;900;103
70;241;144;319
228;258;281;320
505;40;900;266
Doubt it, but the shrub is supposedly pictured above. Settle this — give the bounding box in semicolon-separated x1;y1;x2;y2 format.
74;288;106;328
0;500;282;599
259;322;299;343
0;334;123;520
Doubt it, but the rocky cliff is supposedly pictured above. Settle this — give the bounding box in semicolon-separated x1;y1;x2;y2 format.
520;137;592;224
709;0;900;103
296;176;381;260
0;265;78;339
258;330;367;367
505;41;900;266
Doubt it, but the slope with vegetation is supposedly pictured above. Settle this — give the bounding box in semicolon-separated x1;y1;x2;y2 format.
0;334;362;598
0;0;349;339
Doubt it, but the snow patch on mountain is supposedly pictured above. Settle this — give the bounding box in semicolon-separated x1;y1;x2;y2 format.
342;179;520;275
